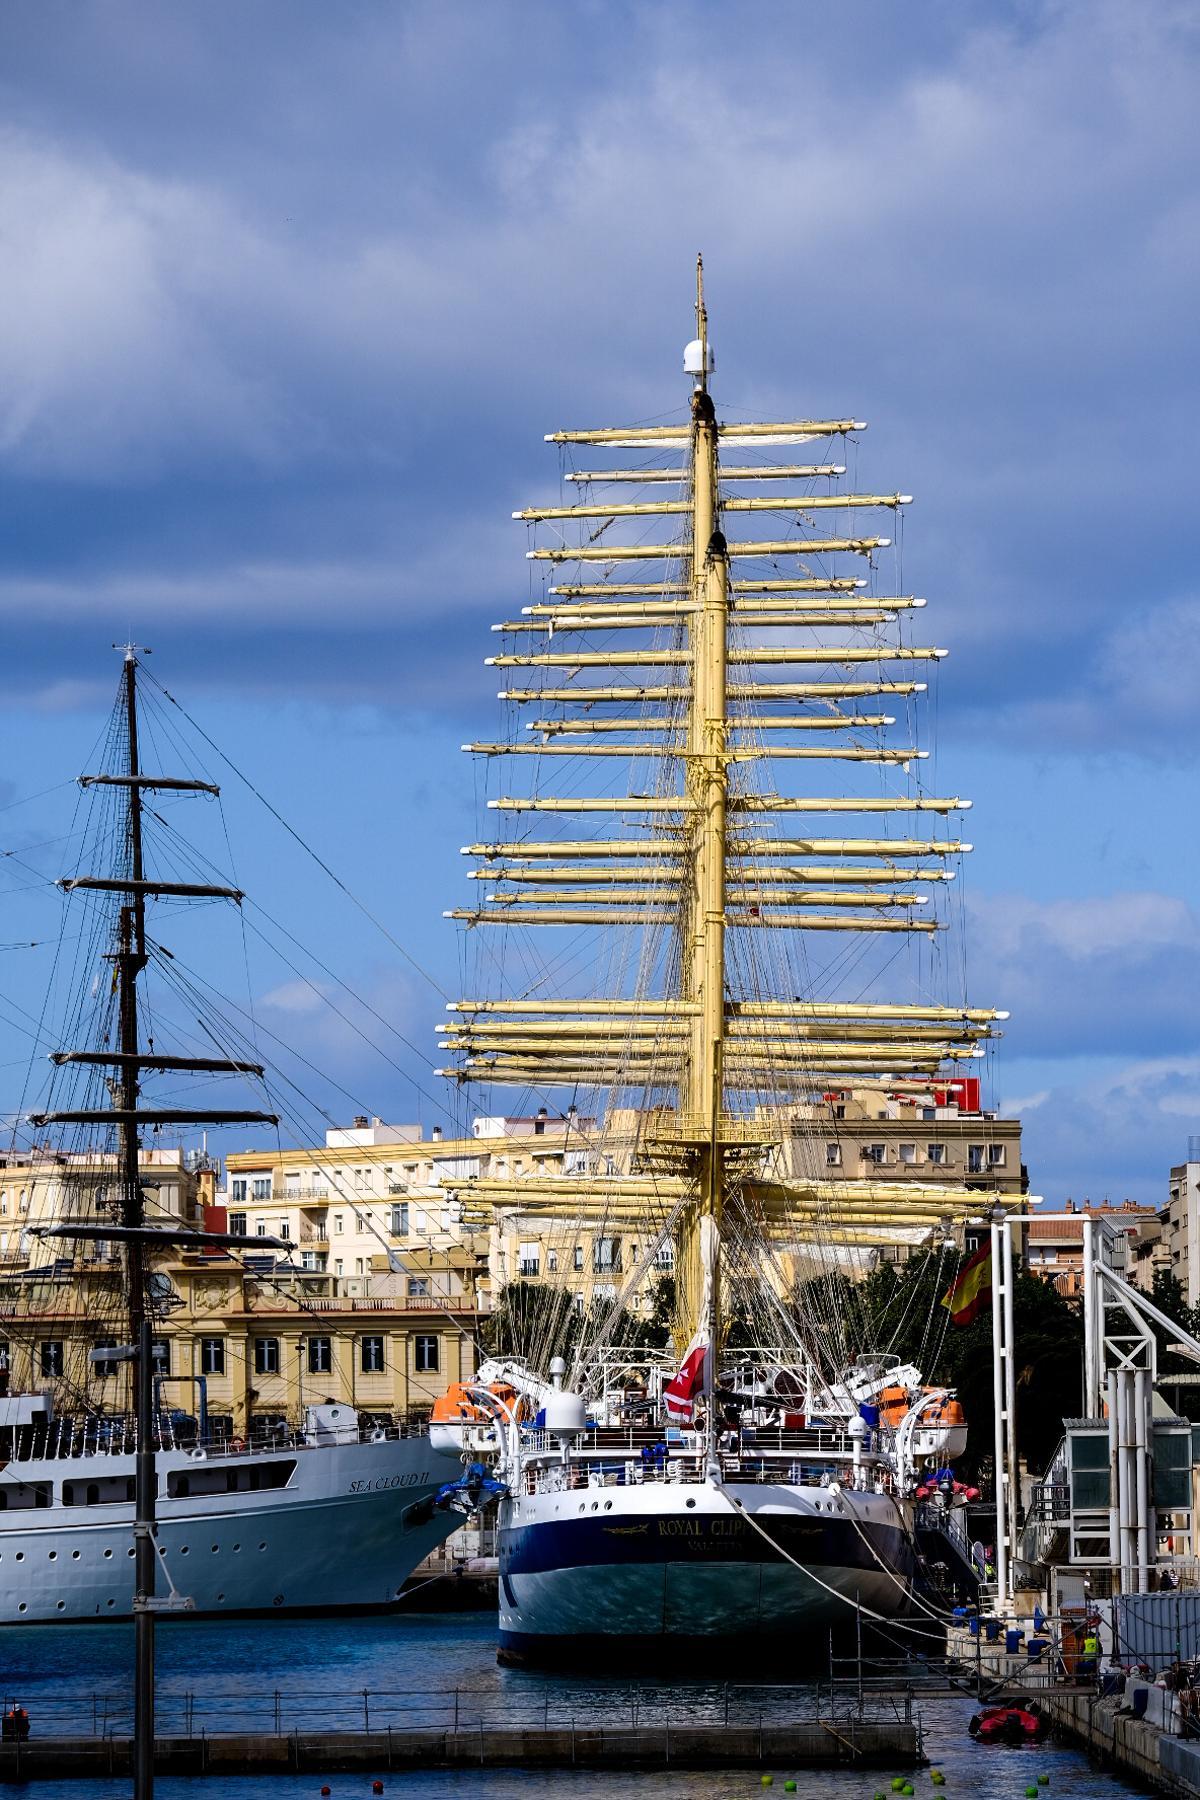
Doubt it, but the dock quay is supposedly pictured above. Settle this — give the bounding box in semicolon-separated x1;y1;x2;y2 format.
0;1717;923;1780
0;1684;923;1781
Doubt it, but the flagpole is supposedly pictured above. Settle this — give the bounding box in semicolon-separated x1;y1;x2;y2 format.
1002;1216;1018;1613
990;1212;1009;1616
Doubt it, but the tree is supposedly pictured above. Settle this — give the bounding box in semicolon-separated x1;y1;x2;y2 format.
791;1253;1084;1478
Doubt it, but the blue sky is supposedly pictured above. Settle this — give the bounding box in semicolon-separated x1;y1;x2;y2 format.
2;0;1198;1203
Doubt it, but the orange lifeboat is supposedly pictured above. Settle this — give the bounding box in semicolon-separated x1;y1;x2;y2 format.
429;1381;529;1450
878;1385;968;1458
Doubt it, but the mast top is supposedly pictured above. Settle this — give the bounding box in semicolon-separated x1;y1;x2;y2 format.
684;253;713;391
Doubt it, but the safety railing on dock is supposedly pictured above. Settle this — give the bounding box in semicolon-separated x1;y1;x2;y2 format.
0;1681;919;1744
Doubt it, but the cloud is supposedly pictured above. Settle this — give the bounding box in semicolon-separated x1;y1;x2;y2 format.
969;889;1200;1059
1009;1055;1200;1205
0;0;1195;741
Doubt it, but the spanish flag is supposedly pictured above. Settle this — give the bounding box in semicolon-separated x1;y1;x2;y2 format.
940;1242;992;1327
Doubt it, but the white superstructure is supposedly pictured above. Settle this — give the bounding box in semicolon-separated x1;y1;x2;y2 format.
0;1398;463;1622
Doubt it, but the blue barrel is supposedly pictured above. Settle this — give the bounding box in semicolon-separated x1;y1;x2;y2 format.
983;1619;1001;1642
1027;1637;1046;1660
968;1616;980;1637
1005;1628;1024;1654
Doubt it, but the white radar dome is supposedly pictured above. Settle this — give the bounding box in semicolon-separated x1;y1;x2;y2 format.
543;1389;587;1436
683;338;715;376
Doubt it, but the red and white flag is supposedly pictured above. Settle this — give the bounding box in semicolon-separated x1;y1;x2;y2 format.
663;1333;708;1423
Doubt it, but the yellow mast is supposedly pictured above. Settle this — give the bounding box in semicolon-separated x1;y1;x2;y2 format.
443;260;1014;1373
675;254;728;1393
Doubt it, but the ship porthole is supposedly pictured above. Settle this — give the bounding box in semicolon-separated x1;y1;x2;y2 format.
127;1547;135;1557
217;1593;225;1602
15;1552;23;1562
56;1601;65;1611
686;1498;696;1509
71;1551;80;1560
210;1545;219;1554
106;1599;115;1608
604;1500;612;1510
181;1546;189;1555
48;1549;57;1559
259;1542;267;1552
17;1603;26;1613
233;1543;241;1552
103;1549;112;1560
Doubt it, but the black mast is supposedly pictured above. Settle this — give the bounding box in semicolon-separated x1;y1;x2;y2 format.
30;649;279;1800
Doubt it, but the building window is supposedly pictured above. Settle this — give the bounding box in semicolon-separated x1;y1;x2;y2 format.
91;1342;117;1380
231;1179;248;1203
968;1144;985;1175
631;1244;639;1263
334;1214;345;1235
151;1340;170;1377
354;1168;366;1191
255;1219;267;1238
519;1242;540;1278
252;1178;271;1201
361;1336;385;1374
254;1338;280;1376
278;1219;290;1239
863;1144;886;1165
40;1340;64;1378
407;1277;431;1298
415;1335;439;1373
334;1259;344;1276
573;1245;584;1271
899;1144;917;1165
593;1237;620;1273
199;1338;225;1376
307;1337;332;1375
927;1143;946;1165
988;1145;1007;1168
229;1212;247;1236
390;1202;409;1236
654;1244;675;1270
826;1142;842;1166
284;1173;299;1194
547;1248;558;1273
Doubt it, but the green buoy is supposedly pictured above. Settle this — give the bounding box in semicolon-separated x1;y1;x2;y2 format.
761;1778;773;1789
1038;1779;1050;1788
784;1784;796;1793
1026;1787;1038;1798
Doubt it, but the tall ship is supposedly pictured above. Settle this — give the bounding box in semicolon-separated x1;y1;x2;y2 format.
437;263;1011;1665
4;652;465;1624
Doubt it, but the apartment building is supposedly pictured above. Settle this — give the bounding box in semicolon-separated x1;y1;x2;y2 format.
786;1081;1025;1197
223;1110;669;1317
1024;1200;1162;1300
1162;1148;1200;1306
0;1145;213;1273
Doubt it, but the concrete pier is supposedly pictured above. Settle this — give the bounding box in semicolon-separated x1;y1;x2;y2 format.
0;1718;922;1780
1048;1688;1200;1798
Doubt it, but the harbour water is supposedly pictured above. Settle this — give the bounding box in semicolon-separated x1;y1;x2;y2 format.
0;1613;1147;1797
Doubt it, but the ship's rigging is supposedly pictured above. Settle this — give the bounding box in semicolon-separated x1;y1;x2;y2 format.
442;259;1012;1404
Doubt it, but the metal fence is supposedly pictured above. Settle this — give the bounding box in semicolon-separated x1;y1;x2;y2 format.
0;1681;915;1742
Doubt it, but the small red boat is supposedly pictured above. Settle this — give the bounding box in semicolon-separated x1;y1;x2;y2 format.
968;1699;1049;1745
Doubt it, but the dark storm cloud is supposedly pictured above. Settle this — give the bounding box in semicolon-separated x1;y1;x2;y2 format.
0;0;1196;757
